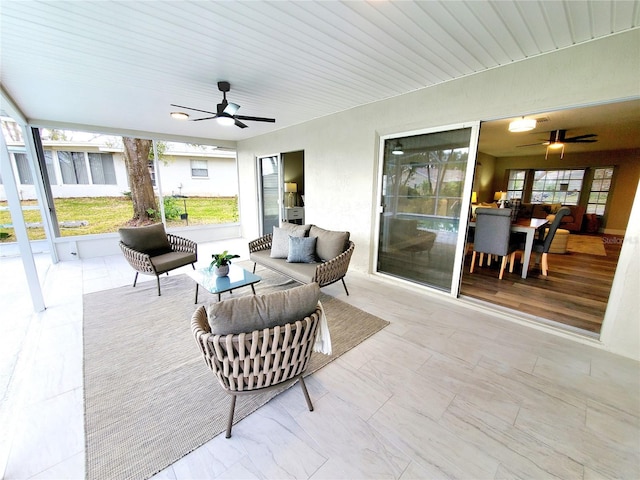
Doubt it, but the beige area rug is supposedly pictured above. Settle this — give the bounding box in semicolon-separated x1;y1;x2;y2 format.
83;266;389;480
567;234;607;256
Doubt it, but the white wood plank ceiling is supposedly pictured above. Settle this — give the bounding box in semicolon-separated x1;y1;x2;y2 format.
1;0;638;145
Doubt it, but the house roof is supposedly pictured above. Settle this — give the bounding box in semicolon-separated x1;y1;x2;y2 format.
1;0;639;152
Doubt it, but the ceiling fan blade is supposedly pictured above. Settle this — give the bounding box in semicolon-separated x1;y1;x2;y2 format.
517;142;546;147
565;134;598;142
235;119;248;129
192;116;218;122
235;115;276;123
170;104;216;116
224;102;240;116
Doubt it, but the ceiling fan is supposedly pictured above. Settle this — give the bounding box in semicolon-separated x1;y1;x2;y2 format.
170;81;275;129
517;129;598;148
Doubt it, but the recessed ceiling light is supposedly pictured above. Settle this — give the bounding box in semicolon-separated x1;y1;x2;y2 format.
170;111;189;120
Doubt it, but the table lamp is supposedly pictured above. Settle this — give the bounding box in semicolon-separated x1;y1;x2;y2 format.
284;182;297;208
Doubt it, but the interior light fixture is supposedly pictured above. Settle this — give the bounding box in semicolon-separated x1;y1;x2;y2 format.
391;140;404;155
508;116;537;132
545;129;565;159
216;114;235;126
170;111;189;120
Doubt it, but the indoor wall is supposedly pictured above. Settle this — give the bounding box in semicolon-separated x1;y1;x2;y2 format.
236;30;640;360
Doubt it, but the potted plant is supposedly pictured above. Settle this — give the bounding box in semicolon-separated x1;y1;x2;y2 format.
209;250;240;276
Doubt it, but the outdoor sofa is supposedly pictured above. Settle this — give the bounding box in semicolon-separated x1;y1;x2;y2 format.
248;223;355;295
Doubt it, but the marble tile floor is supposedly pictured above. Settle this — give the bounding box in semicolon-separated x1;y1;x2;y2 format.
1;238;639;479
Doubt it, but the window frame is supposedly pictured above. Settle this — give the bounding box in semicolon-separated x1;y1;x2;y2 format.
587;166;615;216
530;168;584;205
190;159;208;178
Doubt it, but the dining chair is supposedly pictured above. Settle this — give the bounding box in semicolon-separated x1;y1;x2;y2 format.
516;206;571;276
470;207;517;280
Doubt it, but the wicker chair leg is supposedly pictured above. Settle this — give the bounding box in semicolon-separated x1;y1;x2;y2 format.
156;276;161;296
253;262;257;274
226;395;237;438
132;272;139;287
299;376;314;412
341;278;350;296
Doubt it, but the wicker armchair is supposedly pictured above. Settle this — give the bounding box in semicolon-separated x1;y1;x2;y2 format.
118;223;197;296
191;301;321;438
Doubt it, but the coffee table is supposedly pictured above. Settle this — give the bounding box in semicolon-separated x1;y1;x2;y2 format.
187;264;261;303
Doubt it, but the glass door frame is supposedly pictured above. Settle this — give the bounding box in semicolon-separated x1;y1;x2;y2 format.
373;121;481;297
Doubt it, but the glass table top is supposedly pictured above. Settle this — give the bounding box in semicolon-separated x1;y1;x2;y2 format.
187;264;261;294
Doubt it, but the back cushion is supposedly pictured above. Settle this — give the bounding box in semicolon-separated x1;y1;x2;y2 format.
278;223;312;236
207;282;320;335
309;226;350;261
271;226;305;258
118;223;172;256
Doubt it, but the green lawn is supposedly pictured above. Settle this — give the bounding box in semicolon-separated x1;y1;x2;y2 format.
0;196;238;242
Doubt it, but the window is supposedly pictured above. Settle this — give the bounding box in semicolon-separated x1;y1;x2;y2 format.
88;153;116;184
587;167;614;215
147;160;156;186
43;151;58;185
506;170;526;200
191;159;208;177
58;151;89;184
531;169;584;205
14;153;33;184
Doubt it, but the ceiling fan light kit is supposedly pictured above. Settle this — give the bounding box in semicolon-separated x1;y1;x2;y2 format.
216;115;235;126
170;81;275;129
508;117;537;132
391;141;404;155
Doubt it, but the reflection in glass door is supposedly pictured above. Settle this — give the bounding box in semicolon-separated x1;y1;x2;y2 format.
257;155;282;236
376;125;478;293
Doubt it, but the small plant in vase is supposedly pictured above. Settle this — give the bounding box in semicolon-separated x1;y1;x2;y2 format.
210;251;240;276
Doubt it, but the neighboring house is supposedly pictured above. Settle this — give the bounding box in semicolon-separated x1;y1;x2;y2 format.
0;140;238;201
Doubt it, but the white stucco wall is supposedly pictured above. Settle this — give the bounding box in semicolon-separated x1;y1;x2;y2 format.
236;30;640;360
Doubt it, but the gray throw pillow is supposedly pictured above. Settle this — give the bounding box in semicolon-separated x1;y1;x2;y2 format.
287;236;317;263
270;226;304;258
118;223;172;256
207;282;321;335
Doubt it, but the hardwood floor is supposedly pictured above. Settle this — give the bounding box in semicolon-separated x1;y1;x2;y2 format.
460;234;622;334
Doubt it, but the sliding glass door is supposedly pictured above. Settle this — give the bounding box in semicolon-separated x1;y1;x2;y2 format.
376;124;479;294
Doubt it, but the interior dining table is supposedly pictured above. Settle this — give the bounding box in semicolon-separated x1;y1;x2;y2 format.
468;217;549;279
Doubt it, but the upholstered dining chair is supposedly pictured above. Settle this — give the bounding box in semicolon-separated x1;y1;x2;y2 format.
470;207;517;280
118;222;197;296
516;206;571;276
191;283;323;438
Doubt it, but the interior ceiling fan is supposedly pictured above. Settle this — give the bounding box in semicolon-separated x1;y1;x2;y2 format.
170;81;275;129
517;129;598;148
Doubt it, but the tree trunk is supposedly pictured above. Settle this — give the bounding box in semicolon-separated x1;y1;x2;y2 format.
122;137;156;224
